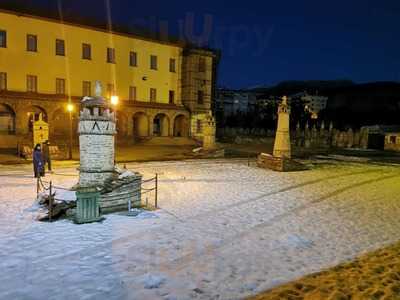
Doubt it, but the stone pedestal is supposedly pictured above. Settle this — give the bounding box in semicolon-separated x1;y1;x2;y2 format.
257;153;307;172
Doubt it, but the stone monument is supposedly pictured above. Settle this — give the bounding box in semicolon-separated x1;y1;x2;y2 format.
202;112;217;151
77;81;142;216
79;82;116;187
273;96;291;158
257;96;306;172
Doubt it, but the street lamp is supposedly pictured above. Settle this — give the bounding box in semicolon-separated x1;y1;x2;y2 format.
111;95;119;106
110;95;119;161
66;103;74;160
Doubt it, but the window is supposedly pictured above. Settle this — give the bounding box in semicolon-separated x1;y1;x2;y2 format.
150;88;157;102
107;48;115;63
196;119;202;133
82;43;91;60
129;51;137;67
129;86;137;101
82;81;91;96
169;58;176;72
27;75;38;92
0;30;6;48
56;78;65;95
56;39;65;56
197;90;204;104
107;84;115;98
27;35;37;52
169;90;175;104
150;55;158;70
0;73;7;91
199;57;206;72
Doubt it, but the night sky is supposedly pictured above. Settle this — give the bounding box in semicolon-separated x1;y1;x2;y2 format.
4;0;400;88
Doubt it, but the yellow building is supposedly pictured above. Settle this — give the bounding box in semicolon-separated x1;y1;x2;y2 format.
0;8;218;149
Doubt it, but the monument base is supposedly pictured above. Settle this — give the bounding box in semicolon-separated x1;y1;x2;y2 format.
257;153;307;172
100;173;143;213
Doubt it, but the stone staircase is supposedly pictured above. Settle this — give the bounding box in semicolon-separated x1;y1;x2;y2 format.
138;137;199;146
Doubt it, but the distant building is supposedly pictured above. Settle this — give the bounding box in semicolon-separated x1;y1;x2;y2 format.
385;132;400;152
215;88;256;118
300;93;328;118
362;125;400;150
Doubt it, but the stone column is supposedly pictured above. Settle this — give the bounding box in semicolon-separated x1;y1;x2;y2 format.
79;101;117;188
202;112;217;150
273;96;291;158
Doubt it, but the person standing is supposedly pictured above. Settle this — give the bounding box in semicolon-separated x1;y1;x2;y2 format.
33;144;44;178
42;140;52;173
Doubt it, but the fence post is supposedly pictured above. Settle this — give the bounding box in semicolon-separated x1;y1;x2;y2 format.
36;177;40;196
155;173;158;209
49;181;53;222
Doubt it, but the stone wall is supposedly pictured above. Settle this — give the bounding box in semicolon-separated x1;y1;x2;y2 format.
293;126;369;149
218;125;373;150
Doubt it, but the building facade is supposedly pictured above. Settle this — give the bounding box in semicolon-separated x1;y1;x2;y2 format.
0;9;218;149
215;89;256;119
300;93;328;119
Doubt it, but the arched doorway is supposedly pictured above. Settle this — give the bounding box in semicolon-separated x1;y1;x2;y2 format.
133;112;149;138
27;106;47;132
0;104;16;135
153;113;170;137
116;111;128;138
173;114;189;137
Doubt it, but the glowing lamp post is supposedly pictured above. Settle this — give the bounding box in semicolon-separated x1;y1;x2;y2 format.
110;95;119;106
110;95;119;158
67;103;74;160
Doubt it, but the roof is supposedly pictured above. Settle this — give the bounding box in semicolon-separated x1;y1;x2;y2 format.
0;5;216;54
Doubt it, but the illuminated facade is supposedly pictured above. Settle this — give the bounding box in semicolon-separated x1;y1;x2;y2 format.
0;9;218;148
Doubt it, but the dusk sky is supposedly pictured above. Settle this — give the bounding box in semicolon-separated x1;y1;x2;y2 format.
6;0;400;88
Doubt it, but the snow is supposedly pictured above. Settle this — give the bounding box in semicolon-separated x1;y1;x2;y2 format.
1;159;400;299
118;170;135;179
53;188;76;202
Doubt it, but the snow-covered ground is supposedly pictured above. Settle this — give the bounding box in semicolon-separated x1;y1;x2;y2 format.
1;159;400;300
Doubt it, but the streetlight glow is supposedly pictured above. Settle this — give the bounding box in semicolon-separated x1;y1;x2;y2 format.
111;95;119;106
67;103;74;112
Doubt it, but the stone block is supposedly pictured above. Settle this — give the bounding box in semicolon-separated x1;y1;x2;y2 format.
257;153;307;172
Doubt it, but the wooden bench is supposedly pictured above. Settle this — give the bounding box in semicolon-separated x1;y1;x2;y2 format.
21;145;33;159
21;145;64;159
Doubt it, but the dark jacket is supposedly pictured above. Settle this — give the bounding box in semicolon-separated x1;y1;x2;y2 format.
42;144;50;161
33;149;44;177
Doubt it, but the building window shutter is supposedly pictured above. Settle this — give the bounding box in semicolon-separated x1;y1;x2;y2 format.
129;86;137;101
0;73;7;91
0;30;7;48
150;55;158;70
27;35;38;52
56;39;65;56
130;51;137;67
